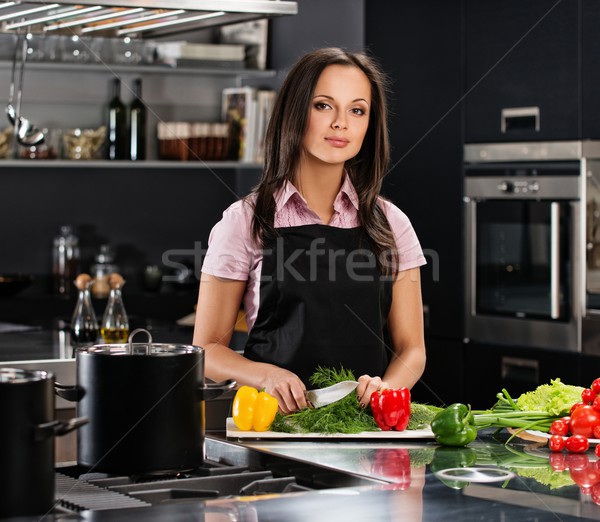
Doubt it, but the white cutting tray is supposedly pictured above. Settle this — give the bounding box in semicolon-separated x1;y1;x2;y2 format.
226;418;435;440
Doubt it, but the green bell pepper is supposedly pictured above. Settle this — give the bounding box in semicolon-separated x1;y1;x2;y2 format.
430;403;478;447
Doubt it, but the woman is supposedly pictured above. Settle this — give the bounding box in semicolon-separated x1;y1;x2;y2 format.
193;47;426;414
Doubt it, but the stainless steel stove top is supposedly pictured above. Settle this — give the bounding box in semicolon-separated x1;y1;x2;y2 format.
52;438;383;515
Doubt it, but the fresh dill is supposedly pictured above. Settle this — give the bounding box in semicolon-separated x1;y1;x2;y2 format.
270;366;379;434
406;403;444;430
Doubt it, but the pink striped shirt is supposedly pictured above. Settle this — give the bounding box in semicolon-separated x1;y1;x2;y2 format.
201;175;426;331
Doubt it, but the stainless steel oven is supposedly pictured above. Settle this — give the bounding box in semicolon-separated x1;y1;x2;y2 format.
464;141;600;352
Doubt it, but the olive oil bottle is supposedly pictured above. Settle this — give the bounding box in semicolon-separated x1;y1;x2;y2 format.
100;273;129;343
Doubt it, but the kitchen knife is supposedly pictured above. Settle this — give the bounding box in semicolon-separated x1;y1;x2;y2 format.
305;381;359;408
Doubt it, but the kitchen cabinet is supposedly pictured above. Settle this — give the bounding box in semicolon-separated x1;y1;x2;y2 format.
581;0;600;138
463;341;582;409
464;0;582;142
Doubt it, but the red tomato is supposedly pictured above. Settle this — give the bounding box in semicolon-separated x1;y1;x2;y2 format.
571;405;600;438
549;452;567;471
594;426;600;440
591;378;600;394
582;388;597;404
549;434;566;452
593;396;600;413
550;420;569;437
566;435;590;453
562;416;571;433
571;402;585;415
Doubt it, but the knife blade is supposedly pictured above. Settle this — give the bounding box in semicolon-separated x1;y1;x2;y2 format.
305;380;359;408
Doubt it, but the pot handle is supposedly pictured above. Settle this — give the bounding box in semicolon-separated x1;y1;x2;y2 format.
198;379;236;401
55;382;85;402
34;416;89;441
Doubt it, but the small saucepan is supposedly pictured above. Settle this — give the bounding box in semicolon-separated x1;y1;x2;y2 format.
0;368;88;518
57;329;235;475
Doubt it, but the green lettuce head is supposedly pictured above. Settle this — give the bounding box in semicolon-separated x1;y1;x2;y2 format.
516;378;584;416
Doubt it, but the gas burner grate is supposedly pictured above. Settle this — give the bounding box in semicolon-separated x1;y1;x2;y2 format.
54;462;310;508
55;472;151;512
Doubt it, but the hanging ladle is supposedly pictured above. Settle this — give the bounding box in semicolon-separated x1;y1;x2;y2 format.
6;34;44;147
5;35;19;127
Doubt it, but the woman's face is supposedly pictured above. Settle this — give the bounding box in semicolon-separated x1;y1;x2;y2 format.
301;64;371;168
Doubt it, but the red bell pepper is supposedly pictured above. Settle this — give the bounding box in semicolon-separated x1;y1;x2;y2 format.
370;387;411;431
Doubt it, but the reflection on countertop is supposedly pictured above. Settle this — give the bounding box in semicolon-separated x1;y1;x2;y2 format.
53;431;594;521
205;429;600;521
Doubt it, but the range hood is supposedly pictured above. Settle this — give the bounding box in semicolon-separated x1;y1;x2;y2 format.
0;0;298;38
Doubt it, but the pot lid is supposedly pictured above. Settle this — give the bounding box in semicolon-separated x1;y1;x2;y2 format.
80;343;201;356
78;328;202;356
0;367;54;383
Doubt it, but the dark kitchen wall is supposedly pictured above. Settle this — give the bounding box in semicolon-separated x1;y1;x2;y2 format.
365;1;465;405
0;166;238;279
269;0;365;69
365;2;465;340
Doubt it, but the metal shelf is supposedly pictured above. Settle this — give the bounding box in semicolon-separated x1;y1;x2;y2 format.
0;59;277;77
0;0;297;39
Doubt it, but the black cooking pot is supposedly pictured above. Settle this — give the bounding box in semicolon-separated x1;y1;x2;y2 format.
0;368;88;518
56;329;235;475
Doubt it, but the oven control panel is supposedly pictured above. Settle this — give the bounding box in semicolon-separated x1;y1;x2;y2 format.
497;180;540;194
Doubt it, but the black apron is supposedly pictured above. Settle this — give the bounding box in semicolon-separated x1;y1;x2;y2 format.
244;224;394;387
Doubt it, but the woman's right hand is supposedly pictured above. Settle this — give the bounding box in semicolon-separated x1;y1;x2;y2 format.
260;366;308;414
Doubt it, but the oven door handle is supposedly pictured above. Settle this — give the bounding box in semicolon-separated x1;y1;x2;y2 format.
550;202;560;319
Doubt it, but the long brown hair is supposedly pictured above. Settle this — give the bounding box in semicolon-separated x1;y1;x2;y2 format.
250;47;397;273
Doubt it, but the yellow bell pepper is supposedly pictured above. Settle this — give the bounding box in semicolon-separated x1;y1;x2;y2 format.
232;385;278;432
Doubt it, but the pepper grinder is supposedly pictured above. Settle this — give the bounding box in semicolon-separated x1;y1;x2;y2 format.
71;273;99;348
52;225;80;296
100;273;129;343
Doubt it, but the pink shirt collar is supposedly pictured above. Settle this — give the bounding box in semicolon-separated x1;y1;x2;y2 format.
273;172;360;213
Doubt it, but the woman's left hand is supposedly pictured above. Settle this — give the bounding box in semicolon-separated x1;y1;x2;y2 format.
356;375;388;408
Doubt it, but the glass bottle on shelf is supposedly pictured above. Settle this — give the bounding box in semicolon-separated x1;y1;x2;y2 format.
129;78;146;161
71;273;99;348
100;273;129;343
107;78;127;160
52;225;80;296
